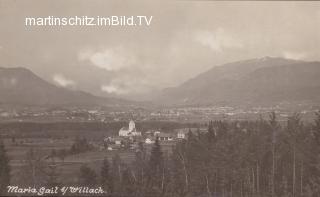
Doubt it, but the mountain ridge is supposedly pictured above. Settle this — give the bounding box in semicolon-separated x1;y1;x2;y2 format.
2;57;320;108
0;66;131;107
158;57;320;106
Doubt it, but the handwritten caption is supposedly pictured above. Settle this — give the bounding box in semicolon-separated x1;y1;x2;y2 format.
7;186;105;196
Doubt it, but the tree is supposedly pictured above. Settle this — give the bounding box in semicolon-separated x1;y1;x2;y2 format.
308;111;320;196
100;157;113;193
287;113;303;197
147;137;164;195
111;153;123;194
70;137;91;154
57;149;67;162
132;142;148;196
0;139;10;195
78;165;97;186
45;158;60;187
171;140;190;197
207;120;216;143
269;111;279;197
122;167;135;195
19;148;47;187
314;111;320;146
149;137;163;172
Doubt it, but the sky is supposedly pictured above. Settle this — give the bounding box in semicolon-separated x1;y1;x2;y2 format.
0;0;319;100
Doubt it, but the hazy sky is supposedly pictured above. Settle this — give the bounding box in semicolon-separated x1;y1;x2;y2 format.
0;0;319;99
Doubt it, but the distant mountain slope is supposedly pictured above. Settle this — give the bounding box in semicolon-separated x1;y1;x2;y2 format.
159;57;320;106
0;67;129;106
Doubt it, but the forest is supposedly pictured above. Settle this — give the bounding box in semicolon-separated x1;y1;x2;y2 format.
0;112;320;197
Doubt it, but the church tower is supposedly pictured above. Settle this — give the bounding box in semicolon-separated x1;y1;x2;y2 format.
129;120;135;131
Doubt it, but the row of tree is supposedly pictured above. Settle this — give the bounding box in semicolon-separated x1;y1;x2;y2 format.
1;112;320;197
166;112;320;197
82;112;320;197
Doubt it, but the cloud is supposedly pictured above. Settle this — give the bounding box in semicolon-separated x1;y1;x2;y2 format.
53;74;75;87
101;84;128;95
194;28;243;52
78;47;136;71
283;51;307;60
79;46;160;95
101;75;151;95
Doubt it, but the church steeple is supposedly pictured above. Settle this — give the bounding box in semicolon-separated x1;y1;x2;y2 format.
129;120;135;131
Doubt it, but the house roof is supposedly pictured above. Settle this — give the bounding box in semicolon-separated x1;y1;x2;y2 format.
120;127;129;131
157;133;174;138
145;136;156;140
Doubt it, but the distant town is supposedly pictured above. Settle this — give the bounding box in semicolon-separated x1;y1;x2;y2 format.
0;102;318;123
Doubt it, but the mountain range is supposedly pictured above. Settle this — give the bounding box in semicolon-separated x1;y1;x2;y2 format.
159;57;320;106
1;57;320;108
0;67;129;107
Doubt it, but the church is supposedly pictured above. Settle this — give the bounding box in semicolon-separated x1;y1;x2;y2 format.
119;120;141;137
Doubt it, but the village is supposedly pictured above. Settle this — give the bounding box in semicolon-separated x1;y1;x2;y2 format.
103;120;208;151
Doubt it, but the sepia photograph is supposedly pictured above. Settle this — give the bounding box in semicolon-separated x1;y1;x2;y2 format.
0;0;320;196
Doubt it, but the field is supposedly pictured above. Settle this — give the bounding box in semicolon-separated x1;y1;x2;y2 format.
1;123;177;186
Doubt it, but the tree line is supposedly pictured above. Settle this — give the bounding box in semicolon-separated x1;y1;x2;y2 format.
76;112;320;197
0;112;320;197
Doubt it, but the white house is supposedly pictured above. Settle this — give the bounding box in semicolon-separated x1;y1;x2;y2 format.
119;120;141;137
157;133;174;141
176;128;206;139
145;137;155;144
177;130;188;139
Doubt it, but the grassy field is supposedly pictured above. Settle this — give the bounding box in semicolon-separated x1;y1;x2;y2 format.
3;134;176;185
0;120;184;187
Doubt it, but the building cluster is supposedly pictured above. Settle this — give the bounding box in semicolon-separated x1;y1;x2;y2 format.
1;104;316;122
103;120;208;151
